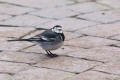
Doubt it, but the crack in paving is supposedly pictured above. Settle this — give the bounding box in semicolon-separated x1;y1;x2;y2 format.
80;34;120;42
19;30;37;39
0;60;36;65
92;70;120;76
0;72;15;76
0;24;24;27
64;44;90;49
0;1;40;10
96;2;114;9
33;66;80;74
17;44;36;52
108;44;120;48
61;54;105;63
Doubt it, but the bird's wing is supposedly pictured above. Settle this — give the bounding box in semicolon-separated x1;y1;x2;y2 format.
30;30;57;42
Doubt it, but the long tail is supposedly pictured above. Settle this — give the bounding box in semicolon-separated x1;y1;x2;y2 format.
7;39;33;42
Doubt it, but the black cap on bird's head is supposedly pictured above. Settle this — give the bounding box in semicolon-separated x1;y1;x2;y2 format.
52;25;63;33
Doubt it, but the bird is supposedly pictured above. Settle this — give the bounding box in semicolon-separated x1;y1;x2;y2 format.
8;25;65;58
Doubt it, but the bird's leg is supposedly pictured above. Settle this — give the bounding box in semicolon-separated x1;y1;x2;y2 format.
48;50;58;57
45;50;50;55
45;50;58;57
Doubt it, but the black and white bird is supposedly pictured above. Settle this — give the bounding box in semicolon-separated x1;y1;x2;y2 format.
8;25;65;57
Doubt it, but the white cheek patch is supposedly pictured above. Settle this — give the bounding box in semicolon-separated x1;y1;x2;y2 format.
52;27;63;33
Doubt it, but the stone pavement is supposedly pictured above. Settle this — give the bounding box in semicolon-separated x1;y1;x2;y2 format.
0;0;120;80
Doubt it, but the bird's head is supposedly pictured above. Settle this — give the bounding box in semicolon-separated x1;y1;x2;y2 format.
52;25;63;33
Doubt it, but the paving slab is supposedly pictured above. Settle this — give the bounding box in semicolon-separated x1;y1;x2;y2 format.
77;9;120;23
0;38;33;51
64;36;118;48
30;7;78;19
0;74;13;80
0;0;74;9
0;61;31;74
13;68;75;80
66;71;120;80
77;22;120;38
0;3;34;15
0;51;47;63
34;56;101;73
0;27;35;38
110;34;120;40
38;18;98;31
0;14;11;21
67;2;109;13
97;0;120;9
0;15;52;27
65;46;120;62
94;61;120;75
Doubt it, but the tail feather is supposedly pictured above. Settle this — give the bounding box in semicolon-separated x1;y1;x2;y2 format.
7;39;33;42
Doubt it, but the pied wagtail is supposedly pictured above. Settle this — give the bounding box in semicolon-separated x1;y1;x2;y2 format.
8;25;65;57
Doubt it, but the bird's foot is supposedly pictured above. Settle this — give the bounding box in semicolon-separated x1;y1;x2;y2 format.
46;53;58;58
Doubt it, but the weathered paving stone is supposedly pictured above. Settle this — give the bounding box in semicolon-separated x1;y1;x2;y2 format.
66;46;120;62
77;22;120;38
23;30;44;39
97;0;120;9
0;0;74;9
0;3;34;15
66;71;120;80
13;68;75;80
0;74;13;80
71;0;96;3
0;15;52;27
94;61;120;75
64;32;81;41
67;2;109;13
0;14;11;21
77;9;120;23
22;45;44;53
38;18;98;31
0;61;31;74
0;51;46;63
34;56;101;73
0;38;33;51
0;27;35;38
110;34;120;40
30;7;78;19
64;36;118;48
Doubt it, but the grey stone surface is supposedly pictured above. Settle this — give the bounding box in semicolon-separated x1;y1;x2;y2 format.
65;46;120;62
0;74;13;80
0;38;33;51
0;51;46;63
77;22;120;38
64;36;118;48
94;61;120;75
13;68;75;80
0;14;11;21
0;27;35;38
97;0;120;9
67;2;110;13
77;10;120;23
0;15;52;26
39;18;98;31
34;56;101;73
0;61;31;74
66;71;120;80
0;0;74;9
30;7;78;19
0;3;34;15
